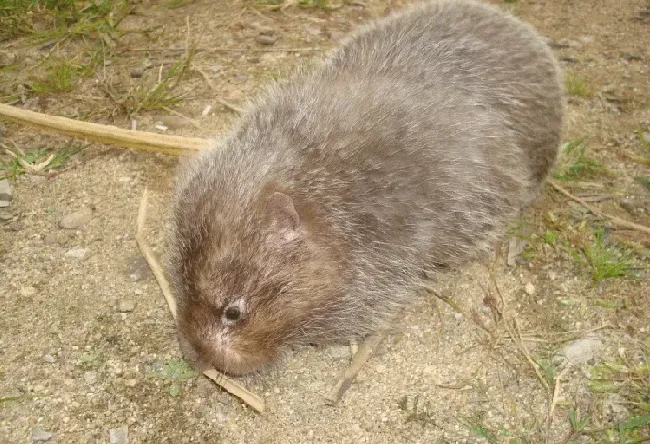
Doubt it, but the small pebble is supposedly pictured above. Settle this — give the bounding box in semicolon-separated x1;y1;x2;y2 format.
44;354;56;363
619;199;635;214
109;426;129;444
20;286;37;297
524;282;536;296
0;179;12;202
84;371;99;385
59;208;92;230
641;132;650;144
130;68;144;78
257;26;276;36
117;298;136;313
65;247;88;259
547;270;557;281
31;428;52;442
255;35;278;46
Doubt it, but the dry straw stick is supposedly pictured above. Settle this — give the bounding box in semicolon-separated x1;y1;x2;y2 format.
136;188;266;413
0;103;207;156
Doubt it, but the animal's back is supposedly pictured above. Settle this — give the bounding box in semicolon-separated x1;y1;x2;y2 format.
246;0;563;270
330;0;563;184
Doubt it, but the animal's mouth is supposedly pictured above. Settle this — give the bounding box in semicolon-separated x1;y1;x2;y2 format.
208;349;275;376
179;336;275;376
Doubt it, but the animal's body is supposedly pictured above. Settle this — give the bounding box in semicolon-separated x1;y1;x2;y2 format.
166;0;564;375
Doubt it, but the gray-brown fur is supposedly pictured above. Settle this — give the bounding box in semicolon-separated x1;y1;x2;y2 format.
165;0;564;375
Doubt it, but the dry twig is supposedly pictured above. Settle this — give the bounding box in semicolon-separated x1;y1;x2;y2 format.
550;180;650;236
325;331;385;405
191;67;245;114
135;188;265;413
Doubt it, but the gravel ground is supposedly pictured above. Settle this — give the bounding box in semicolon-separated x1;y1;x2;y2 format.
1;0;649;442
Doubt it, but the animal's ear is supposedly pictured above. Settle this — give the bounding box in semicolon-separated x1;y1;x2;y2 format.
265;192;302;242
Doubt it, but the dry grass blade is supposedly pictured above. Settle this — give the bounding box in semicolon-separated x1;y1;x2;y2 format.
548;365;571;427
0;103;207;156
135;188;266;413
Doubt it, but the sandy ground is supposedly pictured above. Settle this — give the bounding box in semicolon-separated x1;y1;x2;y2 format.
1;0;649;443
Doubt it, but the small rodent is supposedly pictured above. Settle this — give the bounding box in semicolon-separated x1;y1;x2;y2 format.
166;0;563;375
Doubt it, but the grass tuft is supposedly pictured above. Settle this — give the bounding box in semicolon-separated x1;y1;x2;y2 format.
553;140;606;182
582;228;633;283
565;73;591;97
29;60;92;93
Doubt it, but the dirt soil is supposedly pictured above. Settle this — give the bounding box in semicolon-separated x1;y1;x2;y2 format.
1;0;649;443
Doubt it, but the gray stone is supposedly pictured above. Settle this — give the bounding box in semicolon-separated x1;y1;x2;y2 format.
555;334;603;365
604;393;629;423
65;247;88;259
524;282;536;296
31;428;52;442
116;298;136;313
59;208;92;230
255;35;278;46
109;426;129;444
0;179;12;202
43;233;58;245
641;132;650;144
44;354;56;363
130;68;144;78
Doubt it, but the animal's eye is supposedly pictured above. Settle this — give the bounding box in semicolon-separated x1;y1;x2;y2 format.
224;306;242;322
